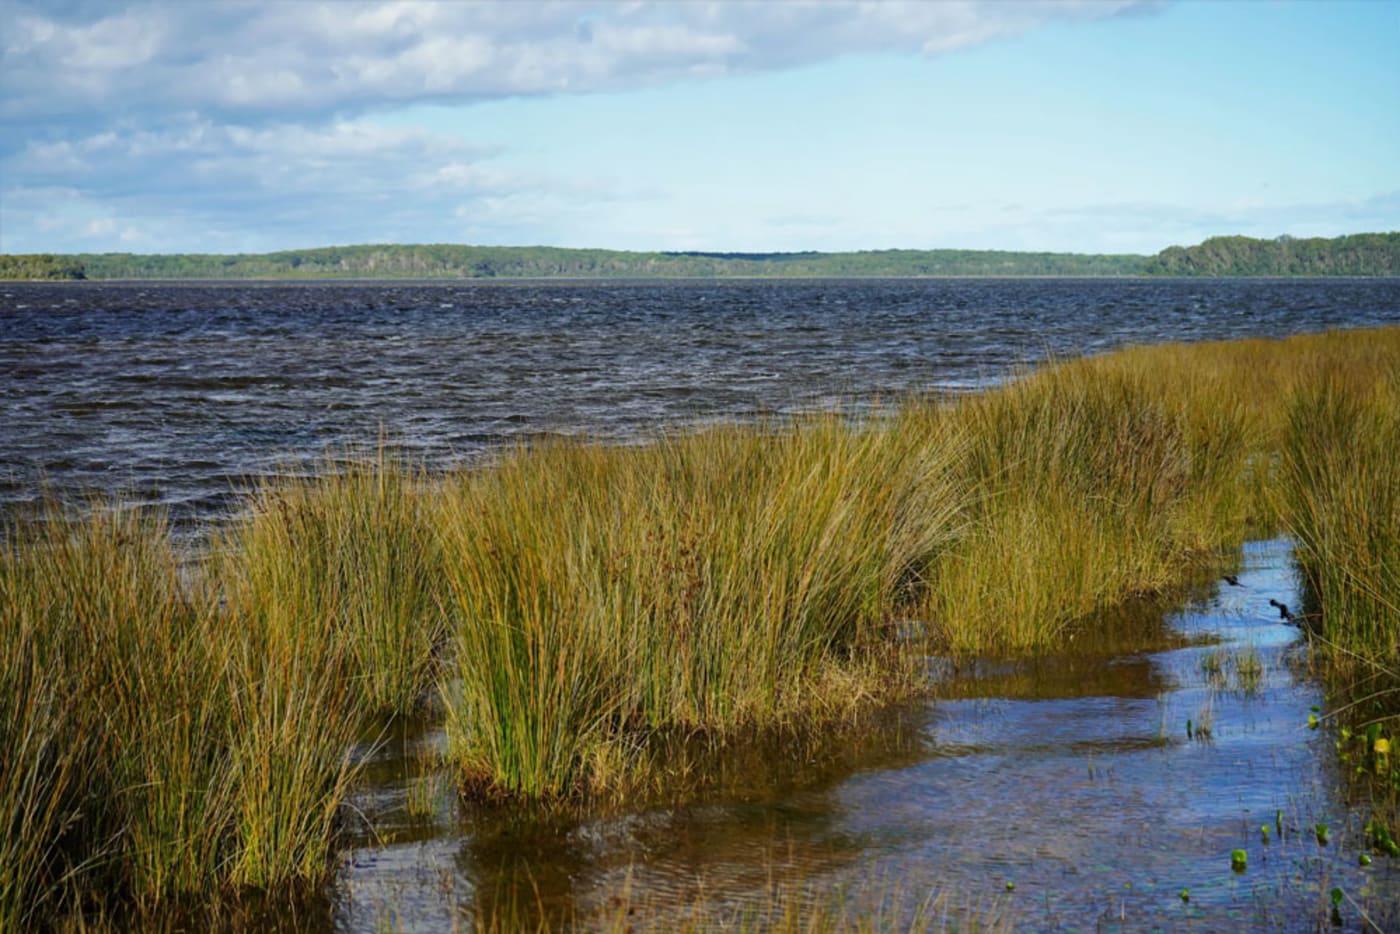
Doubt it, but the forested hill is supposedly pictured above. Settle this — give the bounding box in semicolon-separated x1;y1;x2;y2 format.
1142;233;1400;276
2;233;1396;280
17;245;1144;280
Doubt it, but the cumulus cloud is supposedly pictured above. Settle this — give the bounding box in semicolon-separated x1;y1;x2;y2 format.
0;0;1156;252
3;0;1148;124
0;116;559;251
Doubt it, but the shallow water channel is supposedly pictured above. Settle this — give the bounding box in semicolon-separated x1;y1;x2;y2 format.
328;539;1397;931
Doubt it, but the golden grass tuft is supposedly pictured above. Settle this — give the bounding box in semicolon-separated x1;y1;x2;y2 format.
435;415;967;798
1;503;364;922
1281;367;1400;665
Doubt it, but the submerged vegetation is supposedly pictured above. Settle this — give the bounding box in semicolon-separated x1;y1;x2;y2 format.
3;326;1400;924
1;231;1396;280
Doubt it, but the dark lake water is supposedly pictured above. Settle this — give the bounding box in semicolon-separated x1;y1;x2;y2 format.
4;277;1400;929
3;278;1398;520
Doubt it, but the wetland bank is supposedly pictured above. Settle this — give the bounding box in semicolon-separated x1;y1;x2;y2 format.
3;279;1399;929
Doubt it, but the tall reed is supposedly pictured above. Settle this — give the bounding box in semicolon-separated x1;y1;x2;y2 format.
0;505;230;919
1;535;100;926
435;416;966;797
913;361;1252;654
1281;370;1400;665
1;500;367;921
217;450;443;715
210;457;436;884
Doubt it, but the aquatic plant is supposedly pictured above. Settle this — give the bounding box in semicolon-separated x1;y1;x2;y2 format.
434;417;966;796
1192;695;1215;741
1231;848;1248;871
7;323;1400;926
1233;647;1264;693
918;363;1238;655
1201;650;1227;686
1281;367;1400;667
0;504;234;918
1368;820;1399;858
218;449;444;715
0;503;363;921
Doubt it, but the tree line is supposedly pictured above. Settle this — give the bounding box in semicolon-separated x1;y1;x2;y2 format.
1142;233;1400;276
0;254;87;280
2;234;1396;280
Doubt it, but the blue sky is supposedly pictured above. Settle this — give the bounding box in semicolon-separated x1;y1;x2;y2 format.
2;0;1396;255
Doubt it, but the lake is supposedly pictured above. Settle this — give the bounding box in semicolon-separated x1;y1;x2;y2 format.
3;277;1399;929
3;277;1397;522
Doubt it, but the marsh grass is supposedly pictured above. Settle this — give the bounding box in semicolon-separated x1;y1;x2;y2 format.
404;745;449;824
1273;370;1400;898
435;416;967;798
1233;646;1265;694
1;503;364;922
1281;371;1400;667
218;449;444;716
0;504;230;922
1202;649;1229;688
7;325;1400;926
913;360;1253;654
1192;693;1216;741
1202;646;1264;695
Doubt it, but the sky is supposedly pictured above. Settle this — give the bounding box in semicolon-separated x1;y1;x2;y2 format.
1;0;1397;256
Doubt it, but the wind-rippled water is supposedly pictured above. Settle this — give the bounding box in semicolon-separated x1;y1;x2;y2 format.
3;277;1397;520
5;277;1400;929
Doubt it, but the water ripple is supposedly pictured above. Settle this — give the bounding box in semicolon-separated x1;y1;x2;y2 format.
2;278;1397;525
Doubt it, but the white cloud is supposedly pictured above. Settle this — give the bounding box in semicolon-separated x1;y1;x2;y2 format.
2;1;1148;123
0;0;1174;253
0;115;636;252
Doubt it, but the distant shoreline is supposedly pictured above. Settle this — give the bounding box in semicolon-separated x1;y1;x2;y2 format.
3;232;1397;280
7;274;1400;286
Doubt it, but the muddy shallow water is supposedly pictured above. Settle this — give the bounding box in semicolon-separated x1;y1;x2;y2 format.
326;539;1397;931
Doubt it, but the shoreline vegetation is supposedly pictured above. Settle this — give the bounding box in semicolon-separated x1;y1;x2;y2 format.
2;231;1398;281
4;326;1399;927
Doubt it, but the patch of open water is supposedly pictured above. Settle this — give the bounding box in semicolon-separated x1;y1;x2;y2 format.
4;278;1398;533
